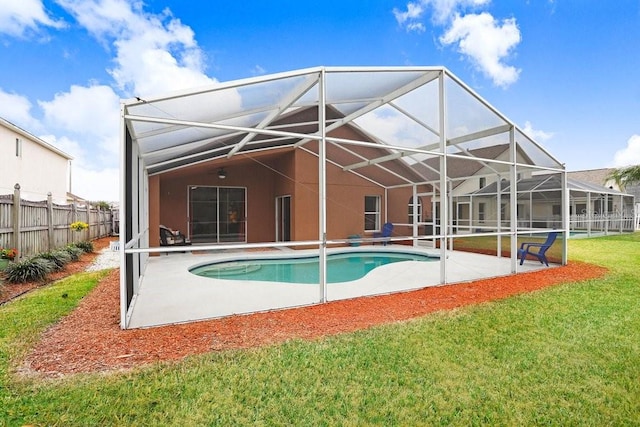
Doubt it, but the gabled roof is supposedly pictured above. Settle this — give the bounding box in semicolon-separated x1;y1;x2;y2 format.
470;173;631;198
569;168;640;200
0;116;73;160
122;66;563;188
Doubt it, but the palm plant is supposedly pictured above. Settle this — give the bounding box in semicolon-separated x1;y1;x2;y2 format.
606;165;640;191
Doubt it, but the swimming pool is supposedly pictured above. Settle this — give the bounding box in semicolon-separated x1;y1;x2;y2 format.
190;251;438;284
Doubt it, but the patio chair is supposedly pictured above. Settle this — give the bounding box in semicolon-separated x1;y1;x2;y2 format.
373;222;394;245
160;225;190;246
517;232;558;266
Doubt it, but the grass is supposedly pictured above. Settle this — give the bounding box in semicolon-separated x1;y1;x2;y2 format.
451;233;564;262
1;234;639;425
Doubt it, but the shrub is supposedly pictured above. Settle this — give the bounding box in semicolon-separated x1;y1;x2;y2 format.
73;241;94;253
36;250;73;272
64;245;84;261
3;258;55;283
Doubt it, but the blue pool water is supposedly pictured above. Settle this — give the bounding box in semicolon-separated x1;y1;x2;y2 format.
190;251;437;284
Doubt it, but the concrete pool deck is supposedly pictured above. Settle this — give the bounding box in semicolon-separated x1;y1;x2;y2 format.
126;246;554;329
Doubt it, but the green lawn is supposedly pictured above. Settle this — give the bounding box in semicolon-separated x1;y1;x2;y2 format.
450;233;564;263
1;234;639;426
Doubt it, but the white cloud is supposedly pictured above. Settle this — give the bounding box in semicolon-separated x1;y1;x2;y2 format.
393;2;425;29
39;133;120;201
38;84;121;173
14;0;223;201
406;22;426;33
57;0;216;97
251;65;267;75
429;0;490;24
355;108;438;148
0;0;65;37
0;88;40;129
393;1;520;88
522;121;553;143
38;84;120;141
71;164;120;202
612;134;640;167
394;0;490;29
440;12;521;88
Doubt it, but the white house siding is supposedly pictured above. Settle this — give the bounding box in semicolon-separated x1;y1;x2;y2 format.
0;118;71;203
452;150;535;230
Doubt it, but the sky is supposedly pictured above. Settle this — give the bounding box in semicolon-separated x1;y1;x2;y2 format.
0;0;639;202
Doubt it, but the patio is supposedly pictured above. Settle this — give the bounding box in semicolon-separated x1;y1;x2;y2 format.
127;247;553;328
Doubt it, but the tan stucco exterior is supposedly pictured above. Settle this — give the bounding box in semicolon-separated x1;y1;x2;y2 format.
149;147;424;247
0;118;71;202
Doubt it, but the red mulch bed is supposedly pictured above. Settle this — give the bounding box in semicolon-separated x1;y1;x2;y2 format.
12;239;607;378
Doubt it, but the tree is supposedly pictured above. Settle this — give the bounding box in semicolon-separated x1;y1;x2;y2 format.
606;165;640;192
91;201;112;210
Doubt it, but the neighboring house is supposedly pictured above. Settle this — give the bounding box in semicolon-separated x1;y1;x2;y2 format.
415;143;538;233
568;168;638;231
0;117;72;203
467;174;635;234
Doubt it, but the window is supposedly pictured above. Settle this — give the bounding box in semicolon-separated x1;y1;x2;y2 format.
364;195;380;231
552;205;561;216
408;196;422;224
478;203;486;222
479;177;486;189
15;138;22;157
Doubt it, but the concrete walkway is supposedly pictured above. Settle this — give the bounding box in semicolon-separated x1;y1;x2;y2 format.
126;246;552;329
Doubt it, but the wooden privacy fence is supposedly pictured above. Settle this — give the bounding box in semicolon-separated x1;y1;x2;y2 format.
0;184;116;260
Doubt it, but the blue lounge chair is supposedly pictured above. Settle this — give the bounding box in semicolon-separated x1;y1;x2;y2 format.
373;222;394;245
517;232;558;266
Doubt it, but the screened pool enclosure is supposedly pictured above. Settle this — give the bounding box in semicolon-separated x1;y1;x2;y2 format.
120;66;569;328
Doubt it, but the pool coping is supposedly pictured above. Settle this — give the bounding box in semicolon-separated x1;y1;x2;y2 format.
127;246;553;329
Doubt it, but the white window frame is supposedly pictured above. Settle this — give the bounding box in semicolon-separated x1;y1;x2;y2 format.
364;195;381;232
408;196;422;224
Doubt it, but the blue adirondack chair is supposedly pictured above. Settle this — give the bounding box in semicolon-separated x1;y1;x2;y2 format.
373;222;394;245
517;232;558;266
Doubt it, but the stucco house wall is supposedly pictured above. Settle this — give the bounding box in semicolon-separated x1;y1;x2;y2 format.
149;146;415;246
0;117;71;203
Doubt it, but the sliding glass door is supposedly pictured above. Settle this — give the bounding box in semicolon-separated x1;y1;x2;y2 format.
189;186;246;243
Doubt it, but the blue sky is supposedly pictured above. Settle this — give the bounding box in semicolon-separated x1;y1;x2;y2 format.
1;0;638;201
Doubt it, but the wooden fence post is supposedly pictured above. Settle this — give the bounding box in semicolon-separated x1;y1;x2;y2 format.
85;204;90;241
12;183;21;259
71;202;77;243
47;192;54;252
